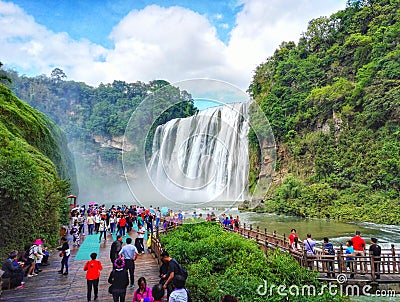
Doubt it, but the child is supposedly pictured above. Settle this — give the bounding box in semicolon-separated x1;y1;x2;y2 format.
345;240;355;279
70;223;80;247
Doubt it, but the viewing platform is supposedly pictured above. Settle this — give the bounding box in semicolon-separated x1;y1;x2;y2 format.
223;223;400;292
0;230;160;301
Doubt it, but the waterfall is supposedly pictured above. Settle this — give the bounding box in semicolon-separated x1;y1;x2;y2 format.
148;102;249;204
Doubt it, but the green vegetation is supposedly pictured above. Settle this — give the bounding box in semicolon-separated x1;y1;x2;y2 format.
0;84;75;258
3;71;197;197
160;222;347;302
249;0;400;223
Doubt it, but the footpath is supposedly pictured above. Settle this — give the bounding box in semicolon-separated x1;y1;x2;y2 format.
1;229;160;302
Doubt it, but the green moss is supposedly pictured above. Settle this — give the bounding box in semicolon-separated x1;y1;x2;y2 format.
0;84;75;258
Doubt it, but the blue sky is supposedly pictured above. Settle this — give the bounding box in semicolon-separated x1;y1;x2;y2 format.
11;0;241;47
0;0;347;90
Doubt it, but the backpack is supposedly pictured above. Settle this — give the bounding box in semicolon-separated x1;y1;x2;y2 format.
172;259;188;280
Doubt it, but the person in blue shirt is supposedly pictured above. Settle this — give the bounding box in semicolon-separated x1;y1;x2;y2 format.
323;237;335;277
118;237;138;288
345;240;355;279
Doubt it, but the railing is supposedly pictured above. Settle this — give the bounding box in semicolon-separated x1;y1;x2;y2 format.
149;221;400;283
150;222;183;264
222;223;400;282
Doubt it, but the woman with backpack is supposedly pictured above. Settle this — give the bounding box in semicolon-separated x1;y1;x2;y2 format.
108;257;129;302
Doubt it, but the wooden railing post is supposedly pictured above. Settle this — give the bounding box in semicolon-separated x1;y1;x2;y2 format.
391;244;397;272
337;244;343;274
370;254;376;281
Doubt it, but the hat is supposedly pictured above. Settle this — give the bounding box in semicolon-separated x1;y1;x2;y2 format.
33;239;43;245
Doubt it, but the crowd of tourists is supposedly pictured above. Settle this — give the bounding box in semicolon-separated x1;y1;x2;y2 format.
286;229;382;279
1;201;383;301
1;203;239;302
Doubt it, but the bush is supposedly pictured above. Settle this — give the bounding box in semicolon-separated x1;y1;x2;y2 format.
160;222;348;302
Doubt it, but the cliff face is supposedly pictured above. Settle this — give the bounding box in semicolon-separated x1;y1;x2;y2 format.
0;84;77;257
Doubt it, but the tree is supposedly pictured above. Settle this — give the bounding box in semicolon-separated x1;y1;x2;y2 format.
50;68;67;83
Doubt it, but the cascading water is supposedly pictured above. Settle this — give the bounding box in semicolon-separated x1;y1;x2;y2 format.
148;102;249;204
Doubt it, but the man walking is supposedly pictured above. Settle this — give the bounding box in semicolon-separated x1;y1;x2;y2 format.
118;237;138;288
110;235;123;265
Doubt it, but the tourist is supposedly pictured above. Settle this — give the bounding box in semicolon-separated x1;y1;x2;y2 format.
56;237;70;276
155;207;161;228
84;252;103;301
351;231;366;273
110;235;123;265
98;217;108;243
27;240;41;277
369;237;381;279
146;213;154;234
118;237;138;288
152;283;165;302
303;233;316;269
135;224;145;254
18;244;34;276
94;212;101;234
133;277;153;302
169;275;190;302
1;250;24;289
40;240;50;266
78;213;85;236
119;215;127;237
109;214;117;233
71;222;81;247
160;251;187;298
344;240;355;279
234;216;240;231
87;213;95;235
289;229;300;252
322;237;335;277
108;257;129;302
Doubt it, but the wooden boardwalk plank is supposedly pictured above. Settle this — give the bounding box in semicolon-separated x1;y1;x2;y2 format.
1;231;160;302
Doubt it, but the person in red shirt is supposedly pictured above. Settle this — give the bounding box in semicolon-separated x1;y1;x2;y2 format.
288;229;300;252
119;216;127;237
351;231;366;273
84;252;103;301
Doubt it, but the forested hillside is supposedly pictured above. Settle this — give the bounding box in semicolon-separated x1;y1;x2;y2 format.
249;0;400;224
0;83;76;257
2;69;197;201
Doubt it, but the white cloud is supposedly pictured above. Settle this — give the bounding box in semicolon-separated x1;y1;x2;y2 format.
0;0;347;90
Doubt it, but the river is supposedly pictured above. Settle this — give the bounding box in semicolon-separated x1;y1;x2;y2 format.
180;204;400;250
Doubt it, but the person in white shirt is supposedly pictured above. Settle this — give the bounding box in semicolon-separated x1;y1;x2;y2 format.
169;275;189;302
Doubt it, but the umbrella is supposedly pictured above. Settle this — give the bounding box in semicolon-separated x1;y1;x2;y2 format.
70;207;79;212
88;202;98;206
160;207;169;216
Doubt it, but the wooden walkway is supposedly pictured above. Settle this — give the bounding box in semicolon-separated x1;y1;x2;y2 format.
1;231;160;302
223;223;400;286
